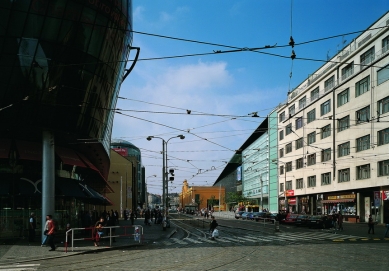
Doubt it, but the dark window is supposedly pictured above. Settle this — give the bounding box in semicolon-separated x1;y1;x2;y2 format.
307;132;316;145
337;116;349;132
286;162;292;172
280;166;284;175
338;142;350;157
356;164;370;180
360;46;375;68
286;143;292;154
279;111;285;122
296;178;304;189
356;135;370;152
356;106;370;124
286;124;292;135
289;105;295;117
321;172;331;185
321;100;331;115
378;128;389;146
299;97;306;109
341;62;354;81
378;160;389;176
279;148;284;158
378;96;389;115
307;154;316;166
338;169;350;183
307;109;316;123
308;176;316;187
321;148;331;162
321;124;331;139
296;138;303;149
377;64;389;85
337;88;349;107
355;75;370;97
324;76;335;92
286;181;292;190
295;117;303;130
311;87;319;101
296;158;303;169
279;130;284;140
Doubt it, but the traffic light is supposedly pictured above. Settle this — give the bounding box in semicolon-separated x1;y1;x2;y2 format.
169;169;174;181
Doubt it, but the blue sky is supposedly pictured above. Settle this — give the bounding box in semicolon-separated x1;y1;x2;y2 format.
113;1;389;194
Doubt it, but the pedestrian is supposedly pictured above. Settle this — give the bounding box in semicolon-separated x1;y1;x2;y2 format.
384;223;389;238
332;212;338;231
209;216;218;240
338;212;343;231
94;217;105;247
368;214;375;234
28;212;36;243
130;210;135;225
46;215;56;251
123;209;128;221
41;218;49;246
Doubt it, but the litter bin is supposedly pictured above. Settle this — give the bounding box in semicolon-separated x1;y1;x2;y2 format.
274;220;280;232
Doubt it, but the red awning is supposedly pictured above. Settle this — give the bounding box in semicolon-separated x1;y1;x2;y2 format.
0;139;11;159
16;140;42;161
321;199;354;203
76;152;99;171
56;147;87;168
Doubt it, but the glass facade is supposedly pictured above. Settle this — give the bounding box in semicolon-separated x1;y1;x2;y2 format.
0;0;133;237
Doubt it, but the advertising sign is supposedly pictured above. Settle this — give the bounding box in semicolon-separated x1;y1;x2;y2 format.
374;191;380;207
236;166;242;181
112;147;128;157
286;190;294;197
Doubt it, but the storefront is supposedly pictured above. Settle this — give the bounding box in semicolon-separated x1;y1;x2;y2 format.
286;190;296;213
299;197;309;214
321;194;358;222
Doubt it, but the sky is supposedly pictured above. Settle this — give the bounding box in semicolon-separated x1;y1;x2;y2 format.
112;1;389;195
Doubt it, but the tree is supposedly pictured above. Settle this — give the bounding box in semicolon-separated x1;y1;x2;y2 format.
226;192;247;206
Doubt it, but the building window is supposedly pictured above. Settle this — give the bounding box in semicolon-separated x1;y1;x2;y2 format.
378;128;389;146
338;168;350;183
383;35;389;53
307;109;316;123
280;183;284;192
321;172;331;185
321;148;331;162
356;164;370;180
296;158;303;169
356;135;370;152
378;96;389;115
295;117;303;130
289;105;295;117
286;162;292;172
338;142;350;157
307;153;316;166
341;62;354;81
356;106;370;124
378;160;389;176
307;132;316;145
296;178;304;189
337;88;349;107
360;46;375;67
321;124;331;139
355;75;370;97
279;148;284;158
296;138;303;149
286;124;292;135
377;64;389;85
321;100;331;116
280;165;284;175
311;87;319;101
308;176;316;187
286;143;292;154
299;96;306;109
286;181;292;190
279;130;284;140
279;111;285;122
324;76;335;92
337;115;349;132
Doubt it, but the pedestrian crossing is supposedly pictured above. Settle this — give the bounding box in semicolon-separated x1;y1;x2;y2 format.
0;263;40;270
160;231;365;246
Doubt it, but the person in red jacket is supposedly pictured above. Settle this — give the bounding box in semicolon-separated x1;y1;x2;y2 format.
46;215;56;251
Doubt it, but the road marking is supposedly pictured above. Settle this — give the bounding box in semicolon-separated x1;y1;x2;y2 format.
0;263;40;270
184;237;202;244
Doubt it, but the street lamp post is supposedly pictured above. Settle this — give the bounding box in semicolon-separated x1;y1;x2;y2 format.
147;135;185;229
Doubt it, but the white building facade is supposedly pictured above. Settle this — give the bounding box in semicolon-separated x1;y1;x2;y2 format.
276;12;389;223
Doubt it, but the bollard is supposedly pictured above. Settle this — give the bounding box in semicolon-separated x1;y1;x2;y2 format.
274;220;280;232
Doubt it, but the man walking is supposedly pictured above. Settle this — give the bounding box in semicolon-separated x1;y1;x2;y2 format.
28;212;36;243
46;215;56;251
368;214;375;234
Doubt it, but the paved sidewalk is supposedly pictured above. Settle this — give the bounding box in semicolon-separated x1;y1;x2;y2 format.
0;219;176;264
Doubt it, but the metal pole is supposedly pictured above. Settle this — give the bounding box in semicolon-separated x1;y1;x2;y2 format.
120;176;123;218
260;176;263;211
219;184;221;214
162;140;166;225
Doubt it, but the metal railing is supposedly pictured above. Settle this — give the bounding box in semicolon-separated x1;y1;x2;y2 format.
65;225;143;252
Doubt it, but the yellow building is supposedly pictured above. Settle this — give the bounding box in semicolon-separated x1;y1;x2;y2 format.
107;150;138;216
180;180;225;211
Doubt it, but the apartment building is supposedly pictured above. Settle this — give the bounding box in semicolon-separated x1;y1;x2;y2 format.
276;12;389;223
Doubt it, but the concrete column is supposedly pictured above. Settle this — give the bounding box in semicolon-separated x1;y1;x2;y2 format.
41;130;55;242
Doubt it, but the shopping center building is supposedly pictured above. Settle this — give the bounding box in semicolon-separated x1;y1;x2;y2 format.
0;0;133;237
276;11;389;223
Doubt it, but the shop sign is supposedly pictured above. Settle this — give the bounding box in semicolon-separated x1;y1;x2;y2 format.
327;194;355;200
383;191;389;201
286;190;294;197
288;197;296;205
374;191;380;207
112;147;128;157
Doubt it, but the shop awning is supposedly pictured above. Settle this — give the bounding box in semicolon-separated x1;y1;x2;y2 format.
321;199;354;203
16;140;42;161
0;139;11;159
56;147;87;168
56;178;88;198
76;152;99;171
79;183;112;205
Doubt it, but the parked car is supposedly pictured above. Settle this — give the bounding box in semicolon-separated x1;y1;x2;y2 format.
241;212;251;220
235;211;245;219
295;215;310;226
250;212;262;221
307;215;333;229
283;213;299;224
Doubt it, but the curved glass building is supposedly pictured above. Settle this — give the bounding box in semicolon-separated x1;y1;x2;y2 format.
0;0;133;235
